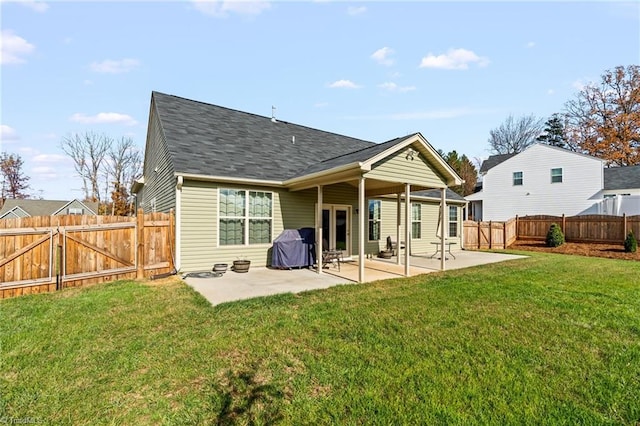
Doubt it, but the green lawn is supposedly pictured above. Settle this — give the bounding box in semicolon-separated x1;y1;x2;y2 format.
1;252;639;425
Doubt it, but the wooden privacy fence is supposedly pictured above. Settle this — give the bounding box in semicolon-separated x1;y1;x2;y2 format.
463;218;517;249
0;209;175;299
516;214;640;244
464;214;640;250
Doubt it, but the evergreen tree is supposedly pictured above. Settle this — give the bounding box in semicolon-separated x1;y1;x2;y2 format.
537;113;568;149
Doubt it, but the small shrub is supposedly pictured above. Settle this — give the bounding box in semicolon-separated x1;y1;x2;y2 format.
545;223;565;247
624;230;637;253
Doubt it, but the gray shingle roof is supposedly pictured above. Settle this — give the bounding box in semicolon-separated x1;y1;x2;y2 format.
153;91;377;181
413;188;466;202
0;199;98;217
480;153;516;173
292;135;414;177
604;165;640;190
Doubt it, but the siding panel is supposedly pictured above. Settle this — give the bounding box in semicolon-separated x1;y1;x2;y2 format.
139;102;176;213
366;146;445;188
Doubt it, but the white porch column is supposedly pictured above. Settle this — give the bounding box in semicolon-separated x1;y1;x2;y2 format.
441;188;447;271
396;193;402;265
317;185;323;274
358;176;366;283
404;183;411;276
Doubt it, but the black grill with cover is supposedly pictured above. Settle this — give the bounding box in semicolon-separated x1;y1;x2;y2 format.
271;228;316;269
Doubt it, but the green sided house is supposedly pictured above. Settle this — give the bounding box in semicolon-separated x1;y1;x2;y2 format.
133;92;466;282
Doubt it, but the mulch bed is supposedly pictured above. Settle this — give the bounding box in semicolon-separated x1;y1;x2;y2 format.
509;240;640;261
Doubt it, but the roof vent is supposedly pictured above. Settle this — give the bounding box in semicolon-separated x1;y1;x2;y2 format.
292;136;295;144
271;105;277;123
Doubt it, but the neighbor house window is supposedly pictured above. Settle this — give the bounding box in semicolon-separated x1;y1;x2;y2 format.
68;207;83;215
513;171;523;186
551;168;563;183
219;189;272;246
412;203;421;239
368;200;381;241
449;206;458;238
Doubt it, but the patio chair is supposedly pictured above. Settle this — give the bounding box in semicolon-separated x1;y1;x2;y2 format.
322;239;342;271
386;236;405;256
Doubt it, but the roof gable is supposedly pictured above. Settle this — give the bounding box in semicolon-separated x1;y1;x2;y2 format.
481;144;604;173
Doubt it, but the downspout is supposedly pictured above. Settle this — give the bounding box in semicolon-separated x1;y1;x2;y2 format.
396;193;402;265
441;188;446;271
404;183;411;276
175;175;183;272
358;176;366;283
317;185;323;275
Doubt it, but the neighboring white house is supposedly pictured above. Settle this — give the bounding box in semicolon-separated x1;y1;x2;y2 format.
466;144;606;221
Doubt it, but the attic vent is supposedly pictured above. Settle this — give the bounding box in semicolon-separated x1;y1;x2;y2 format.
292;136;295;144
271;105;277;123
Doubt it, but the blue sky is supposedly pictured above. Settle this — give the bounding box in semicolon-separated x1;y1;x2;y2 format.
1;0;639;200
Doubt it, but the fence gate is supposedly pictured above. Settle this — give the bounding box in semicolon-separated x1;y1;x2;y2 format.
0;229;54;288
62;222;137;283
0;211;174;298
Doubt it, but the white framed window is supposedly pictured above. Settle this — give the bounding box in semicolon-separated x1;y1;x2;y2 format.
68;207;83;215
411;203;421;239
513;171;523;186
368;199;381;241
551;168;563;183
219;189;272;246
448;206;458;238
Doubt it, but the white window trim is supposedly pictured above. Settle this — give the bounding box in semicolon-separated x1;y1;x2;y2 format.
411;203;421;240
218;188;274;247
513;171;523;186
551;167;563;184
368;199;381;242
448;206;459;238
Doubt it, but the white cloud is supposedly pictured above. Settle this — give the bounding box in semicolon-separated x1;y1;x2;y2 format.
378;82;416;93
2;0;49;13
526;41;535;48
192;0;271;17
547;89;555;95
347;5;366;16
1;125;20;141
371;47;394;66
69;112;138;126
419;48;489;70
83;79;93;86
90;58;140;74
314;102;329;108
328;79;361;89
0;30;35;65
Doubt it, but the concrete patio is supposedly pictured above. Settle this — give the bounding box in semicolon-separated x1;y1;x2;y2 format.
183;250;526;306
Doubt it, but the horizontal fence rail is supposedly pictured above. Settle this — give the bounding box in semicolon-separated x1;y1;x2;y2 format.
0;209;175;298
464;214;640;250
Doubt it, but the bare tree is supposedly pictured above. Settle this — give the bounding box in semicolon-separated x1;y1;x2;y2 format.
61;132;111;202
564;65;640;166
105;137;142;215
0;152;30;199
488;114;545;154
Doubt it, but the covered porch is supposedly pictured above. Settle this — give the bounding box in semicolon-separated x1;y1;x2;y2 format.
284;133;463;283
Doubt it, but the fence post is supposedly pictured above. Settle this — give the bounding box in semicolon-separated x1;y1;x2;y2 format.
623;213;627;238
168;208;175;270
477;220;481;249
562;214;566;234
515;215;519;240
489;221;493;249
503;221;507;249
137;208;145;279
